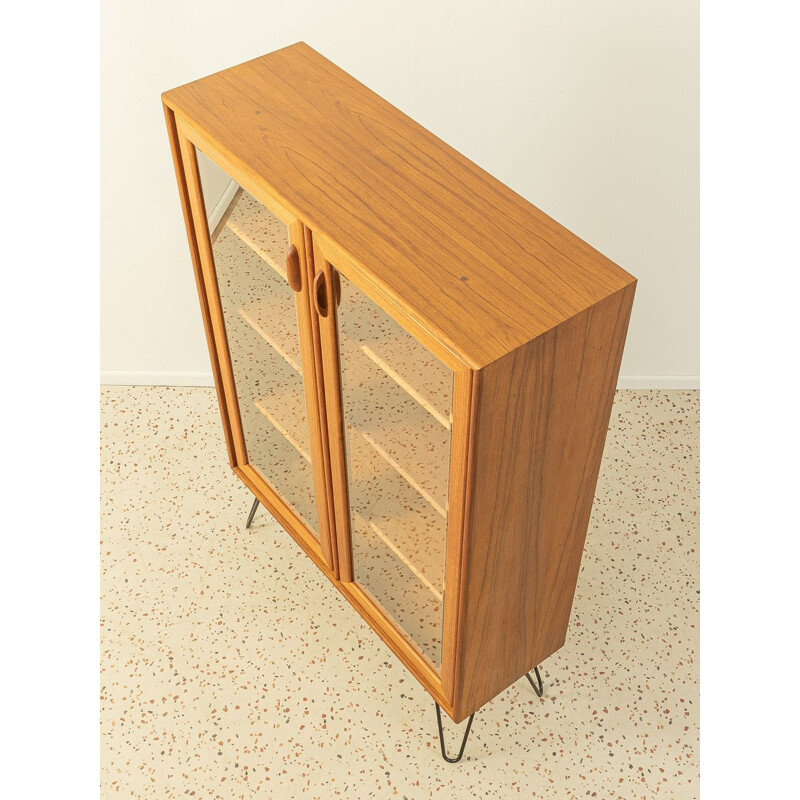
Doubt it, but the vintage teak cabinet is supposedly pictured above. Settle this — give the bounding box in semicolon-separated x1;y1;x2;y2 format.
163;42;636;758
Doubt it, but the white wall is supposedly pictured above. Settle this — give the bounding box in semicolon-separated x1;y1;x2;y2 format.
101;0;698;387
196;151;232;220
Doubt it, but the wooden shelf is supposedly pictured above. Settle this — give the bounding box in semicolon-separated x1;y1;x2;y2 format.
339;336;450;516
240;402;318;532
351;522;444;667
359;341;451;429
238;302;303;374
224;318;307;445
347;431;447;599
353;511;443;602
225;191;288;281
244;362;446;597
212;204;303;374
338;280;453;430
230;344;318;533
253;389;311;464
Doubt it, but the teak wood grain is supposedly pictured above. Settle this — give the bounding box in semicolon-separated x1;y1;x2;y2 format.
162;42;635;369
450;283;635;720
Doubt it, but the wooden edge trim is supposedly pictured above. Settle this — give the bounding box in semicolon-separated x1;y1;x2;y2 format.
163;104;235;467
444;368;481;721
308;233;454;713
312;236;354;582
236;463;452;716
303;225;340;578
175;120;249;466
440;368;476;705
176;114;333;567
290;219;335;574
311;233;476;374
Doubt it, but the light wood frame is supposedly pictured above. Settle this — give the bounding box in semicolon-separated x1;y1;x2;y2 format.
166;108;336;574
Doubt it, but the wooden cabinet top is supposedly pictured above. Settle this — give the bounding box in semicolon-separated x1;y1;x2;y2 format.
163;42;635;369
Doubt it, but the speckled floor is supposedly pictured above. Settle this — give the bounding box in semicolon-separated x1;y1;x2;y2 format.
100;387;699;799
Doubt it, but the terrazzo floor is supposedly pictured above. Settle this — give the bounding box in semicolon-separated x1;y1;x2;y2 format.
100;387;699;799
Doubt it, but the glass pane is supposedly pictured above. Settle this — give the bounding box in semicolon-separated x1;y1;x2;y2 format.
198;153;319;536
336;272;453;668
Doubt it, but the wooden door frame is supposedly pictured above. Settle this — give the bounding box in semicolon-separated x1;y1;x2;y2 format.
310;232;475;719
164;105;336;574
163;105;236;468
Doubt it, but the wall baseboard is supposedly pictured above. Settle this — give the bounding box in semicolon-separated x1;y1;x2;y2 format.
100;371;215;387
616;376;699;390
100;371;699;390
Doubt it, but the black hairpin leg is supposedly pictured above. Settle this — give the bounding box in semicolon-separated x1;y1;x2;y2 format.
525;665;544;697
435;703;475;763
245;497;260;529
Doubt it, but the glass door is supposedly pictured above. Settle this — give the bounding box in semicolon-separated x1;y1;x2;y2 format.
314;248;454;671
175;126;333;567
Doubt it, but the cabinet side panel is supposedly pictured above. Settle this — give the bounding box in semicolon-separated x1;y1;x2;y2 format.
455;282;635;719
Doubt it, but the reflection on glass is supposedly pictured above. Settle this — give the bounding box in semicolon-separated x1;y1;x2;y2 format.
199;157;319;536
337;272;453;668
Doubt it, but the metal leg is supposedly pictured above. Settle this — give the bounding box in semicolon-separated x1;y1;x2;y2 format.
245;497;260;529
431;665;545;761
435;703;475;763
525;665;544;697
